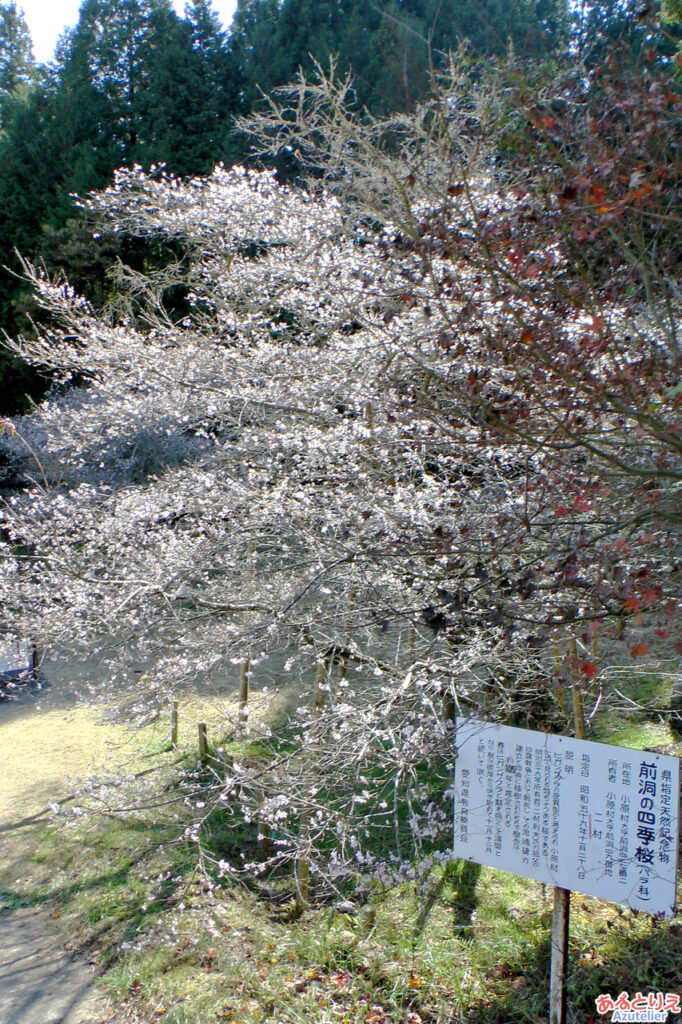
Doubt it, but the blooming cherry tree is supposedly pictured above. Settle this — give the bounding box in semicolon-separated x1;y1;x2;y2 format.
1;57;680;888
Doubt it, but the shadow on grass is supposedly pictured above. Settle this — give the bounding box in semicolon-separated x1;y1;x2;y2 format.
0;814;197;965
449;860;482;937
412;859;482;945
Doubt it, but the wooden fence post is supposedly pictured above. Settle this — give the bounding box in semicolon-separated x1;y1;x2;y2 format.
295;655;331;913
238;656;250;731
170;700;179;748
198;722;208;765
296;813;311;911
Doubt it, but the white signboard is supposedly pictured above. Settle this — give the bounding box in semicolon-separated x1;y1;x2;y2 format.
0;638;31;677
454;718;681;916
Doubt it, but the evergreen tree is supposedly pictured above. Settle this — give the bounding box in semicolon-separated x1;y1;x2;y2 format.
54;21;125;191
228;0;282;112
572;0;670;61
415;0;567;58
0;84;59;409
141;0;238;174
57;0;237;176
228;0;569;120
0;1;36;126
186;0;241;134
0;1;34;94
62;0;179;157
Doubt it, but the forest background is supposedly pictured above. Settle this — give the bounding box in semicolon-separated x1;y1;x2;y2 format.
0;0;669;414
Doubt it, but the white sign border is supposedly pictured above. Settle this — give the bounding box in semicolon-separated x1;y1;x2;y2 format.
453;717;681;917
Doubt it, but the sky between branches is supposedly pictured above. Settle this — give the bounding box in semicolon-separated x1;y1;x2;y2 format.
19;0;238;63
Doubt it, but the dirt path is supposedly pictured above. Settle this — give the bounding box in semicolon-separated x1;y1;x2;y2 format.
0;686;126;1024
0;906;111;1024
0;677;255;1024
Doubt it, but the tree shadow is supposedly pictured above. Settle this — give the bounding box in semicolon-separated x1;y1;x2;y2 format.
412;859;482;943
449;859;482;937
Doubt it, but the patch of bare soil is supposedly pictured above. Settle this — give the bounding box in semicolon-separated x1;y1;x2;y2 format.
0;906;112;1024
0;685;126;1023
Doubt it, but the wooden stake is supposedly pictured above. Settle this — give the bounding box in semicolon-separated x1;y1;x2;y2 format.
198;722;208;765
170;700;179;748
259;821;272;855
295;810;311;912
258;790;272;856
549;887;570;1024
296;849;310;912
312;657;329;714
296;656;331;912
238;655;250;730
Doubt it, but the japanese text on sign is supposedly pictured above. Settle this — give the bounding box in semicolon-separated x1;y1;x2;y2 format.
453;718;680;916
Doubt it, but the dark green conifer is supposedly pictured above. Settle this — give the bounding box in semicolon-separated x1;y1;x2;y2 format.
0;1;37;125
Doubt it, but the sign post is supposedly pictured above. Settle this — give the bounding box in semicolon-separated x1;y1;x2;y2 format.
549;887;569;1024
453;717;681;1024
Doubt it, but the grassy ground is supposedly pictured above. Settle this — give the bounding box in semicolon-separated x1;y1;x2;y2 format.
1;671;680;1024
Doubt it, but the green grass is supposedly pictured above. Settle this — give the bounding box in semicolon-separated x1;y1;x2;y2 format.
1;672;681;1024
589;671;678;750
